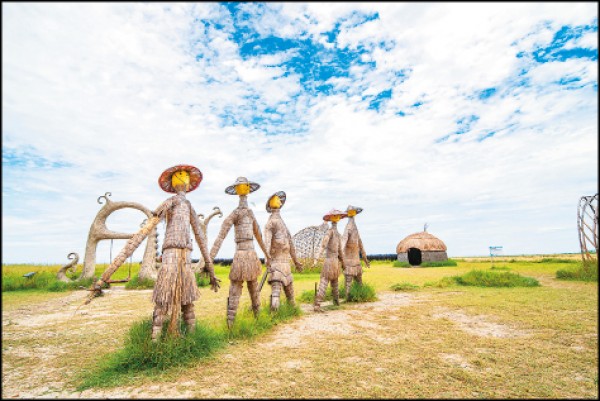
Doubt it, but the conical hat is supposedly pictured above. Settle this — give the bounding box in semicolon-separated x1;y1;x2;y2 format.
225;176;260;195
266;191;287;213
323;209;348;222
158;165;202;193
346;205;363;214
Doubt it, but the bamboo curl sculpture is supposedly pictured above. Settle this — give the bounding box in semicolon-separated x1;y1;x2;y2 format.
57;252;79;282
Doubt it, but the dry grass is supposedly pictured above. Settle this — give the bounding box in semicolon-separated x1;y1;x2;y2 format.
2;255;597;398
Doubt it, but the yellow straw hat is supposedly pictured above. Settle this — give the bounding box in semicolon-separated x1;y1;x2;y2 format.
158;164;203;193
323;209;348;222
266;191;287;213
225;176;260;195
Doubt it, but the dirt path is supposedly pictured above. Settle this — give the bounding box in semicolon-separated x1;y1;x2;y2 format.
1;288;536;399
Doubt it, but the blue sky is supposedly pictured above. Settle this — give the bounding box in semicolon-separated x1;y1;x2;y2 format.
2;2;598;263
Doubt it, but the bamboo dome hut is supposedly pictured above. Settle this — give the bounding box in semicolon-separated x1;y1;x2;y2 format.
396;229;448;266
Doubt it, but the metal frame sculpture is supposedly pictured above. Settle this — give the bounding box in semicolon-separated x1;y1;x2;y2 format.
88;165;220;341
262;191;303;311
313;209;347;312
577;193;599;264
210;177;270;329
341;205;370;299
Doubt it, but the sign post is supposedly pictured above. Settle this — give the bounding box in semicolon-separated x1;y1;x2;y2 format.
489;246;503;268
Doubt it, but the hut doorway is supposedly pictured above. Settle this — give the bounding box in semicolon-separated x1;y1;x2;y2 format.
408;248;422;266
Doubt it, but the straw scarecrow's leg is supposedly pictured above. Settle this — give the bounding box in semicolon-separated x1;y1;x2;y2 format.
331;279;340;306
314;275;329;312
283;283;296;306
182;303;195;334
248;279;261;317
151;305;167;341
227;280;243;328
270;281;282;311
356;272;363;286
344;274;352;299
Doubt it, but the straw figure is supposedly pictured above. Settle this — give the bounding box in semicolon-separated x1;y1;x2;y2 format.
341;205;370;298
90;165;220;341
263;191;303;311
210;177;271;329
312;209;348;312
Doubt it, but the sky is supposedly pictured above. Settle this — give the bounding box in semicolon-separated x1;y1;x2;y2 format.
2;2;598;264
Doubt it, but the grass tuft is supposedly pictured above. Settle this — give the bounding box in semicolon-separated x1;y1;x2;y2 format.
125;275;156;290
345;281;377;302
556;260;598;282
391;282;420;291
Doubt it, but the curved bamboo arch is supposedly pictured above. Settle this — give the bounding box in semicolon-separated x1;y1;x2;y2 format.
79;192;157;280
577;193;598;264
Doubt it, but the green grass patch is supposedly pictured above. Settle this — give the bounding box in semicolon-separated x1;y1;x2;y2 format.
391;282;420;291
125;275;156;290
195;273;211;287
556;260;598;282
393;261;410;268
1;270;94;292
451;270;540;287
77;302;301;390
539;257;579;264
490;266;511;271
421;259;458;267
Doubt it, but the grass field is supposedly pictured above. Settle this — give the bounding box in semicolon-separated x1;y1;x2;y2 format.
2;254;597;398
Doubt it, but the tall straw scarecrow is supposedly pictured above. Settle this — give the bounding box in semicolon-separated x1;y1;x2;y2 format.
90;165;220;341
341;205;370;298
312;209;347;312
210;177;270;328
262;191;303;311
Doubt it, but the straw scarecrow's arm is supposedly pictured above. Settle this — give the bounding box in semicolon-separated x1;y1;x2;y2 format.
358;232;370;268
251;211;270;265
263;219;273;270
337;232;347;271
189;202;220;292
210;211;235;260
287;227;303;271
341;223;350;250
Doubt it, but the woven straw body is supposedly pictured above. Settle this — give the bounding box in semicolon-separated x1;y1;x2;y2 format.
264;210;299;286
211;196;268;282
342;217;368;276
318;222;344;280
159;194;194;250
152;248;198;309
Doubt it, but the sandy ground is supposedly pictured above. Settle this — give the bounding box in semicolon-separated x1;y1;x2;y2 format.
0;287;535;399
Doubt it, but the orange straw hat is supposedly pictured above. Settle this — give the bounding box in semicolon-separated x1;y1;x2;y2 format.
225;176;260;195
346;205;363;214
158;164;203;193
323;208;348;222
266;191;287;213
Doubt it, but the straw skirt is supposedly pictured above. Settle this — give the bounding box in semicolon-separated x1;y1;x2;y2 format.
152;248;199;308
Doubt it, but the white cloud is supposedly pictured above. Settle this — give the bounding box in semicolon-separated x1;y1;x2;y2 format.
2;2;598;264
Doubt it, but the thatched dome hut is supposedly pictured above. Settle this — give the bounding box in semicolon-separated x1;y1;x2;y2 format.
396;230;448;266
